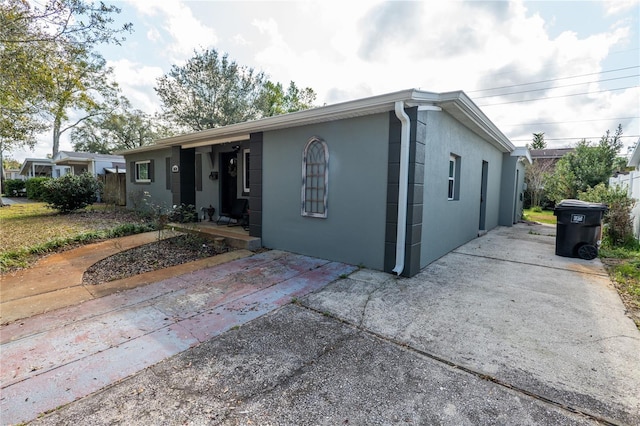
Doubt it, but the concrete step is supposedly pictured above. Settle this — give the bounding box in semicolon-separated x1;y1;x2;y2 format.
167;222;262;251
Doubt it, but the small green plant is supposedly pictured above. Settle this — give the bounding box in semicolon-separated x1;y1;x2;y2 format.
168;204;198;223
531;206;543;213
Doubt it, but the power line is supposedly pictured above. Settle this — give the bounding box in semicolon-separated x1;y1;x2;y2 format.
478;86;639;106
504;117;639;126
510;135;640;142
473;74;639;99
469;65;640;93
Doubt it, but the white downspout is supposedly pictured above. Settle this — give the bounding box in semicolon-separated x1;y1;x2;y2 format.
393;101;410;275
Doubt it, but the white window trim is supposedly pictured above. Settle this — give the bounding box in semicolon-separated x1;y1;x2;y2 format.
135;160;151;183
301;137;329;218
448;155;456;200
242;148;250;194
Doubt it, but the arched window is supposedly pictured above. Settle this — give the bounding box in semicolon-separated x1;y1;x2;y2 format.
301;137;329;218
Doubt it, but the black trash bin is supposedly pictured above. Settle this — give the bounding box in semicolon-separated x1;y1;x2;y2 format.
553;199;608;260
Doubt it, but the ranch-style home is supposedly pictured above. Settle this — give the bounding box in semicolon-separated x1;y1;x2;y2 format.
122;89;530;277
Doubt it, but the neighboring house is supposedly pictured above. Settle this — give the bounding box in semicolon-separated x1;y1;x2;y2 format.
609;138;640;239
53;151;126;177
122;88;530;277
19;158;66;178
4;169;25;181
529;148;574;164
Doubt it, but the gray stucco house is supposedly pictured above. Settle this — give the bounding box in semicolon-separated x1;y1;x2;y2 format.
122;89;530;277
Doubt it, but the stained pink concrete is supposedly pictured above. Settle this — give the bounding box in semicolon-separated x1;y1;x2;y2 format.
0;250;356;425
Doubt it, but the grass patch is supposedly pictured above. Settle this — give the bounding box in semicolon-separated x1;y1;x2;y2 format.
600;246;640;329
523;208;556;225
0;203;155;272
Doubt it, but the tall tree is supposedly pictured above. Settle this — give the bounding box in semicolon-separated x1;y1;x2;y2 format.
72;101;175;153
545;125;624;203
47;48;121;157
156;48;317;131
259;81;316;117
0;1;51;153
0;0;132;156
156;48;266;131
530;132;546;150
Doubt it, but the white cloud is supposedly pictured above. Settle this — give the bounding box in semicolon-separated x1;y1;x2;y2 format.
108;59;164;113
603;0;640;15
125;0;218;61
11;0;638;164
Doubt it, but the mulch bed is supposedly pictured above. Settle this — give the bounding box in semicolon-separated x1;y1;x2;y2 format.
82;235;231;285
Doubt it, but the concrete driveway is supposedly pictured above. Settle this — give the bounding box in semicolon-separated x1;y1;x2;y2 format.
4;224;639;425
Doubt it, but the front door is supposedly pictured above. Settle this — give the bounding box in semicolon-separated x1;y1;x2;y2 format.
220;151;238;214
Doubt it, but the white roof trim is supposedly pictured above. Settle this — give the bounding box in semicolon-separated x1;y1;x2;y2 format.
511;147;532;164
120;88;514;155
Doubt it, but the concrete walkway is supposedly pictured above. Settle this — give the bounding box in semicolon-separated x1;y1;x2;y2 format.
2;224;639;425
1;250;355;424
1;230;225;324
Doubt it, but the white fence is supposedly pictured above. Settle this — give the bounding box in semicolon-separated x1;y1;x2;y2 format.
609;172;640;239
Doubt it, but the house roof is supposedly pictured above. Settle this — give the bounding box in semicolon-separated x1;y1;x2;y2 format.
119;89;515;156
53;151;125;165
19;158;53;176
530;148;574;159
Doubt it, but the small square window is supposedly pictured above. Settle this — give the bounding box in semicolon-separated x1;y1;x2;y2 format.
135;161;151;183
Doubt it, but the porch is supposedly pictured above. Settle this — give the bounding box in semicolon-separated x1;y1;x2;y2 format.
168;220;261;251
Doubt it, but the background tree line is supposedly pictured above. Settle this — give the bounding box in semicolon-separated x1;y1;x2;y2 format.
525;125;636;247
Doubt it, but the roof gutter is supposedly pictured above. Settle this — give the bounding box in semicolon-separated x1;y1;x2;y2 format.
393;101;410;275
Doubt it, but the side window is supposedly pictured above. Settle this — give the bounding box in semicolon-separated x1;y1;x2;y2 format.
242;148;250;194
301;137;329;218
133;160;153;183
448;154;460;200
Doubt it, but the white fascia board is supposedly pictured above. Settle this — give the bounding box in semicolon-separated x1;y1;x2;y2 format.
180;134;251;149
511;147;533;164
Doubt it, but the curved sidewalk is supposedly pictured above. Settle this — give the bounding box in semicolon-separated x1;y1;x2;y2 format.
0;231;248;325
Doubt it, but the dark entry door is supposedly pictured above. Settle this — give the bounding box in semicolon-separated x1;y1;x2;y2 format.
220;151;238;214
479;161;488;231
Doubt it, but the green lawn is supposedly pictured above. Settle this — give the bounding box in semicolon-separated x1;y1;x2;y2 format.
523;208;556;225
0;203;154;271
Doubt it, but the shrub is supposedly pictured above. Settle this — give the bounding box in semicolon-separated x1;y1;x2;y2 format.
3;179;26;196
168;204;198;223
579;183;636;248
531;206;543;213
25;177;51;200
41;172;103;213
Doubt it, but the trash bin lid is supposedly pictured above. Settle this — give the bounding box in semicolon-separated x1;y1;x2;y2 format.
554;199;608;211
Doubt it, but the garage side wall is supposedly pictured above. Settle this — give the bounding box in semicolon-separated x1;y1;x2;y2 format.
499;154;526;225
262;114;389;270
420;110;504;267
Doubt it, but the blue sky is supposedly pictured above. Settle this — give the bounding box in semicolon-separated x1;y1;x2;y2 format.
12;0;640;161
